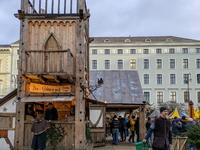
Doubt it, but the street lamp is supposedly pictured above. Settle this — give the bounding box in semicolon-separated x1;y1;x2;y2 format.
185;73;192;102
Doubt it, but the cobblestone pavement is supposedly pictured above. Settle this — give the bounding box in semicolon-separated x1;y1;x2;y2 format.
93;136;147;150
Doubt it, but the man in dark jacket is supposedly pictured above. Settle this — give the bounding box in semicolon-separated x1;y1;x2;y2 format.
181;116;187;133
120;117;126;141
173;118;182;136
111;115;120;145
143;107;172;150
44;103;58;122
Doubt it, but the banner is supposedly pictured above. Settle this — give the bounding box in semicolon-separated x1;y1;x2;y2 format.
30;83;71;93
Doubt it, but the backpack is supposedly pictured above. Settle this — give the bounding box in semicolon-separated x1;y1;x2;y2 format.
126;121;131;128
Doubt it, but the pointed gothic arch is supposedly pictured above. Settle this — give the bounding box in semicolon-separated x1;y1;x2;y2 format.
43;33;62;50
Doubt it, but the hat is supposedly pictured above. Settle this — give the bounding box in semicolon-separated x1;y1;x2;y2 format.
188;118;193;122
160;107;168;113
182;116;186;120
175;118;181;123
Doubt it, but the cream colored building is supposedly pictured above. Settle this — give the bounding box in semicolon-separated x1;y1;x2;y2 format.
10;41;19;91
0;45;12;98
89;36;200;112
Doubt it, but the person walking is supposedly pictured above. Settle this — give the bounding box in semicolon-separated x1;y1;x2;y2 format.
146;117;153;147
135;117;139;142
186;118;195;150
125;116;129;138
111;115;120;145
120;117;126;141
31;113;50;150
143;107;172;150
106;118;110;137
128;116;136;143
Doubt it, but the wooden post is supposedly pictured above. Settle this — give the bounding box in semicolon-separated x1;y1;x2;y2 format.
139;105;146;141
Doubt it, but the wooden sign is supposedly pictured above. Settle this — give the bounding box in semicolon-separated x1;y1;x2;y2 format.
0;131;7;138
30;83;71;93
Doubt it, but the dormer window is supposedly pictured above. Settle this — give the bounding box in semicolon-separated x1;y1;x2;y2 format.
125;39;131;42
104;39;110;43
145;38;151;42
166;38;173;42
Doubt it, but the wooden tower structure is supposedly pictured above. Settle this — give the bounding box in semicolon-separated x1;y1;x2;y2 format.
14;0;90;149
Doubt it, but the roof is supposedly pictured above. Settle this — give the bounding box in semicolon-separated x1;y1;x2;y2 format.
11;40;20;45
168;107;188;119
91;36;200;43
0;45;10;47
89;70;145;104
149;110;160;118
0;89;17;106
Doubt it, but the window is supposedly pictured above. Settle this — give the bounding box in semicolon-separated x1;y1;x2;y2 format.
184;91;189;103
183;59;188;68
118;60;123;69
182;48;188;54
17;60;19;69
156;59;162;69
92;60;97;69
143;49;149;54
170;92;176;101
156;49;162;54
130;49;136;54
170;59;175;68
125;39;131;42
130;59;136;69
105;60;110;69
144;74;149;84
17;50;19;54
144;92;150;102
196;48;200;53
169;49;175;54
144;59;149;69
145;38;151;42
104;39;110;42
118;49;123;54
157;74;162;84
157;92;163;103
183;74;189;84
198;92;200;103
105;49;110;54
197;59;200;68
197;74;200;84
16;75;18;84
92;49;97;54
170;74;176;84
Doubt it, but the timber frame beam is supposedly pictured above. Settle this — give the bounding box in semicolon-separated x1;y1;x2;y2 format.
37;75;47;83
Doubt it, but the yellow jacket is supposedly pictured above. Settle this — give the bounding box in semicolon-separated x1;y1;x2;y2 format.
130;118;135;131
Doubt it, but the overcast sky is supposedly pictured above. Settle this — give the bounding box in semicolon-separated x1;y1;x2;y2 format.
0;0;200;44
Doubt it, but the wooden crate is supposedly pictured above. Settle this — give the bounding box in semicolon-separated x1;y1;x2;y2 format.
172;137;188;150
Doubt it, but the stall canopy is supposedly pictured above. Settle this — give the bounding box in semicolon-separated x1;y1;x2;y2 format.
149;110;160;118
168;107;188;119
21;96;75;102
194;107;200;119
89;70;145;105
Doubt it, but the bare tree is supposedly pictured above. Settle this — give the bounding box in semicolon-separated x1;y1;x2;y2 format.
158;101;186;115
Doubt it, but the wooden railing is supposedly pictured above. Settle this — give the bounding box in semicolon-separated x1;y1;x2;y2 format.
25;49;73;75
27;0;80;14
23;121;75;148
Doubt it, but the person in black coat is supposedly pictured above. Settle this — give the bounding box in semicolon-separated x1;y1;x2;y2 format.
135;117;139;142
44;103;58;122
120;117;126;141
181;116;187;133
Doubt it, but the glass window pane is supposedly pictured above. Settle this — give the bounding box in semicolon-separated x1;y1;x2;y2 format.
157;59;162;69
144;92;150;102
144;74;149;84
105;60;110;69
130;49;136;54
118;49;123;54
118;60;123;69
92;49;97;54
157;74;162;84
105;49;110;54
130;59;136;69
92;60;97;69
197;59;200;68
144;59;149;69
143;49;149;54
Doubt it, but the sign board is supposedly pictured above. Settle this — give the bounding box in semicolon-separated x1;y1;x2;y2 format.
0;131;7;138
30;83;71;93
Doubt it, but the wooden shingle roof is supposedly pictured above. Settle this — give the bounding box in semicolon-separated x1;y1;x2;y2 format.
89;70;144;104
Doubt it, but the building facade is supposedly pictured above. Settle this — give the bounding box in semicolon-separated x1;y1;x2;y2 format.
89;36;200;110
10;41;19;91
0;45;12;98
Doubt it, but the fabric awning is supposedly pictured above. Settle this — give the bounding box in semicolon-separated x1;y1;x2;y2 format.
21;96;75;102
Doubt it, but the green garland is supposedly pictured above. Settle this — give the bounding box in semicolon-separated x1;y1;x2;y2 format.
86;123;91;142
46;123;67;149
